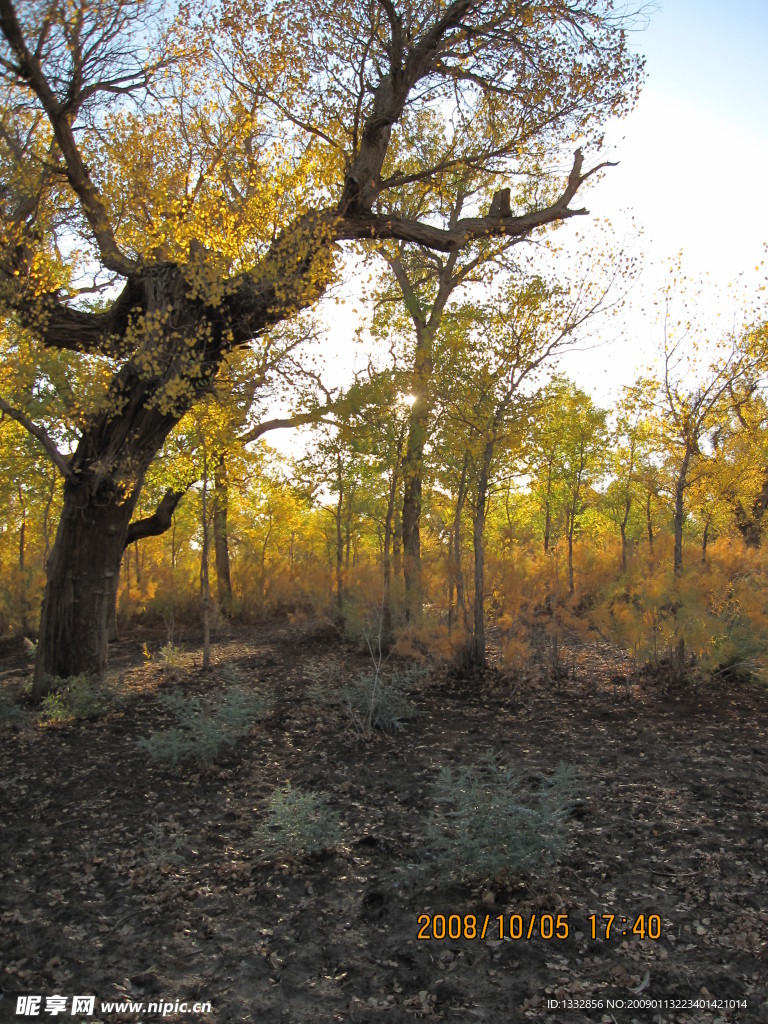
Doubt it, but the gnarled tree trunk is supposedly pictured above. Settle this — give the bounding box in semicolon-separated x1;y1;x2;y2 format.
32;264;224;697
33;473;142;695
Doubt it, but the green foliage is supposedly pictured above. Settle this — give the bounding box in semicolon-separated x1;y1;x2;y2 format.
308;660;423;738
39;674;123;723
421;759;575;886
158;643;185;668
137;684;272;768
253;784;343;859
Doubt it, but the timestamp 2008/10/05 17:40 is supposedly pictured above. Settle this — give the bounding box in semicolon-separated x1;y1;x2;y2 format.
416;913;663;942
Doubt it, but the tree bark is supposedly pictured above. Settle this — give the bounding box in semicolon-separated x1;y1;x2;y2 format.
469;483;488;668
401;364;432;624
462;442;493;667
200;449;212;671
543;460;554;553
392;506;402;583
335;457;344;620
467;444;493;668
567;508;575;596
620;522;627;574
620;491;631;573
448;453;469;637
401;456;423;624
213;456;234;616
381;462;401;642
673;448;691;576
33;474;141;697
32;265;224;697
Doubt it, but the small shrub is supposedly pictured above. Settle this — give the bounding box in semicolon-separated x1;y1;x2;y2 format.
253;784;343;859
158;642;185;668
307;661;423;739
40;690;68;722
39;674;123;723
144;817;186;867
137;685;272;768
342;664;422;737
420;759;575;886
305;659;421;741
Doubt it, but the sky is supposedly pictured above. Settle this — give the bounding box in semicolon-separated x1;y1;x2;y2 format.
271;1;768;445
555;0;768;395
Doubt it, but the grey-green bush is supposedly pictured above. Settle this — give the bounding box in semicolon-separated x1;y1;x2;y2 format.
137;685;272;768
254;784;343;858
421;759;575;886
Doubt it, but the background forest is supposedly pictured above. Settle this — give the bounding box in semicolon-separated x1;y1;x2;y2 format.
3;276;768;688
1;3;767;1021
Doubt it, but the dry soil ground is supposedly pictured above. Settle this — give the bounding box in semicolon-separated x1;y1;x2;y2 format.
1;620;767;1024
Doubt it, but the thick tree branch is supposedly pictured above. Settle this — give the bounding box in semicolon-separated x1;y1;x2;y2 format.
341;0;477;215
238;408;336;445
27;145;611;356
124;487;188;548
340;150;614;251
0;395;73;479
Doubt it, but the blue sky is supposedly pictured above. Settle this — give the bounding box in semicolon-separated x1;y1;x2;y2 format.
641;0;768;129
553;0;768;392
601;0;768;282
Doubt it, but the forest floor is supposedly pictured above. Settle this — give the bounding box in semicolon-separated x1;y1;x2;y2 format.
0;618;767;1024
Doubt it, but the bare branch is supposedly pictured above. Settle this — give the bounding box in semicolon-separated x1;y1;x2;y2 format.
340;150;613;251
0;395;73;479
0;0;136;275
238;405;339;445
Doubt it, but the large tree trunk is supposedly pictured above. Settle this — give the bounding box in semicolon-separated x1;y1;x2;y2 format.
33;474;141;697
32;265;225;698
448;453;469;637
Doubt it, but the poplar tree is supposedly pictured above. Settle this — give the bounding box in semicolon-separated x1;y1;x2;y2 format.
0;0;641;695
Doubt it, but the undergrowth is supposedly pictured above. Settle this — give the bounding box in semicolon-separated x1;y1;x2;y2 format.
419;757;575;887
39;674;123;723
137;684;272;768
307;661;423;738
253;783;343;859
